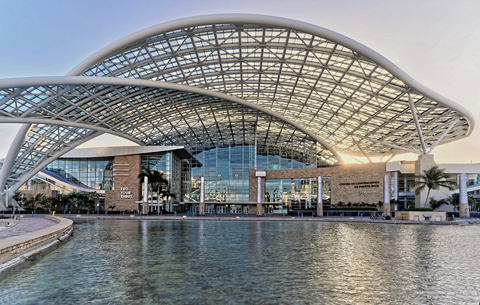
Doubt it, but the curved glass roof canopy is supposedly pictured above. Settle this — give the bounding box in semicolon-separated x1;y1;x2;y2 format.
0;14;474;193
0;77;336;191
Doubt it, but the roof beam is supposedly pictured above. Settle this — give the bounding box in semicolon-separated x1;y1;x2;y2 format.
408;92;427;154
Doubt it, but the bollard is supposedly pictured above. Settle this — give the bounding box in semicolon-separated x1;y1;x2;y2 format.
69;211;71;216
32;211;34;217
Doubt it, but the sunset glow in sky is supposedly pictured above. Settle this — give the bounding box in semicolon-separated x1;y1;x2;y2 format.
1;0;480;164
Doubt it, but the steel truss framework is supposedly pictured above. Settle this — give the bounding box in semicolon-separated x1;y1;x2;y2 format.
0;14;474;194
0;77;336;191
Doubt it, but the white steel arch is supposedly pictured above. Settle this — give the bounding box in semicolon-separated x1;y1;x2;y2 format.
67;14;474;156
0;76;339;192
0;14;475;196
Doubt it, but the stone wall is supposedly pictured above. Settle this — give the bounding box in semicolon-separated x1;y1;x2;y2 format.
105;155;141;211
250;162;387;205
0;216;73;265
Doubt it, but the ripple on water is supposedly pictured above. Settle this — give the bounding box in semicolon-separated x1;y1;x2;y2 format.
1;220;480;304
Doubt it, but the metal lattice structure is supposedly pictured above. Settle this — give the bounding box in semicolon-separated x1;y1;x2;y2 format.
0;77;337;191
0;14;474;194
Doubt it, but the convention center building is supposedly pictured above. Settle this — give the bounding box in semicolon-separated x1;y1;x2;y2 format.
0;14;476;216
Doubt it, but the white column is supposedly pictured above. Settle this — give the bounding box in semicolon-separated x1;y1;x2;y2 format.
200;177;205;203
317;176;323;217
393;172;399;211
393;172;398;201
257;177;263;216
459;173;469;218
142;176;148;213
459;173;467;203
199;177;205;216
383;175;391;216
257;177;262;204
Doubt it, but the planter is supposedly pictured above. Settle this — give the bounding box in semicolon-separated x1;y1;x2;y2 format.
395;211;446;222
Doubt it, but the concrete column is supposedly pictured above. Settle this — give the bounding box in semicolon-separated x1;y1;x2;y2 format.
143;176;148;215
459;173;469;218
393;172;399;211
414;154;437;208
199;177;205;216
317;176;323;217
383;175;391;216
256;177;263;216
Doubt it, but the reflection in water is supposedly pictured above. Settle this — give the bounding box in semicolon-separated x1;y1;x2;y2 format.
1;220;480;304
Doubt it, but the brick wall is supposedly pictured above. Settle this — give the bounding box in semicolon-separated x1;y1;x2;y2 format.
250;162;387;205
105;154;141;211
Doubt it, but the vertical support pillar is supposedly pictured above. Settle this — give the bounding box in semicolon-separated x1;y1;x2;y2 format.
393;172;399;211
199;177;205;216
257;177;263;216
317;176;323;217
383;175;391;216
459;173;469;218
142;176;148;215
0;124;30;197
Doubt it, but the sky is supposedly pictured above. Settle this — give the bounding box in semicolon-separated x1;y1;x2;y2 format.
1;0;480;164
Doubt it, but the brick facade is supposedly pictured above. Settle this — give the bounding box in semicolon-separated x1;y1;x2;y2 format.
105;154;141;211
249;162;387;205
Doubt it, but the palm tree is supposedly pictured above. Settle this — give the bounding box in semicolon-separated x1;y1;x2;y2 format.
138;168;169;212
442;193;475;210
86;191;100;213
138;168;155;204
413;166;456;208
35;193;47;211
160;188;176;212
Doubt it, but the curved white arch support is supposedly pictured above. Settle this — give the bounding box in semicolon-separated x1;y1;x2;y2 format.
408;93;427;154
67;14;475;137
0;76;344;163
0;124;31;193
9;132;102;193
0;117;144;146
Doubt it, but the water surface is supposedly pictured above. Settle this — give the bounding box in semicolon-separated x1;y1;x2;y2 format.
2;220;480;304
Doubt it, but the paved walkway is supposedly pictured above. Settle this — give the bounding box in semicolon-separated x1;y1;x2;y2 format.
0;217;57;240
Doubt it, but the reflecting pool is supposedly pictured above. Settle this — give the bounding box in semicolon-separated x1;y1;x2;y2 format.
2;220;480;304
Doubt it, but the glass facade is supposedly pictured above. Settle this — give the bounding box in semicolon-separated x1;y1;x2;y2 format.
187;144;334;203
45;158;114;190
18;172;76;193
190;146;253;203
265;177;331;211
140;152;185;204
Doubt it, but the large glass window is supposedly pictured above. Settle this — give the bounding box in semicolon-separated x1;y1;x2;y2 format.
141;152;186;204
265;177;331;210
44;157;114;190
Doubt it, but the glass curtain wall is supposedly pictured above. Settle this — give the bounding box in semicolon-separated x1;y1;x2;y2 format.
265;177;331;211
19;172;76;193
188;143;335;203
45;158;114;190
140;152;184;204
191;146;253;203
